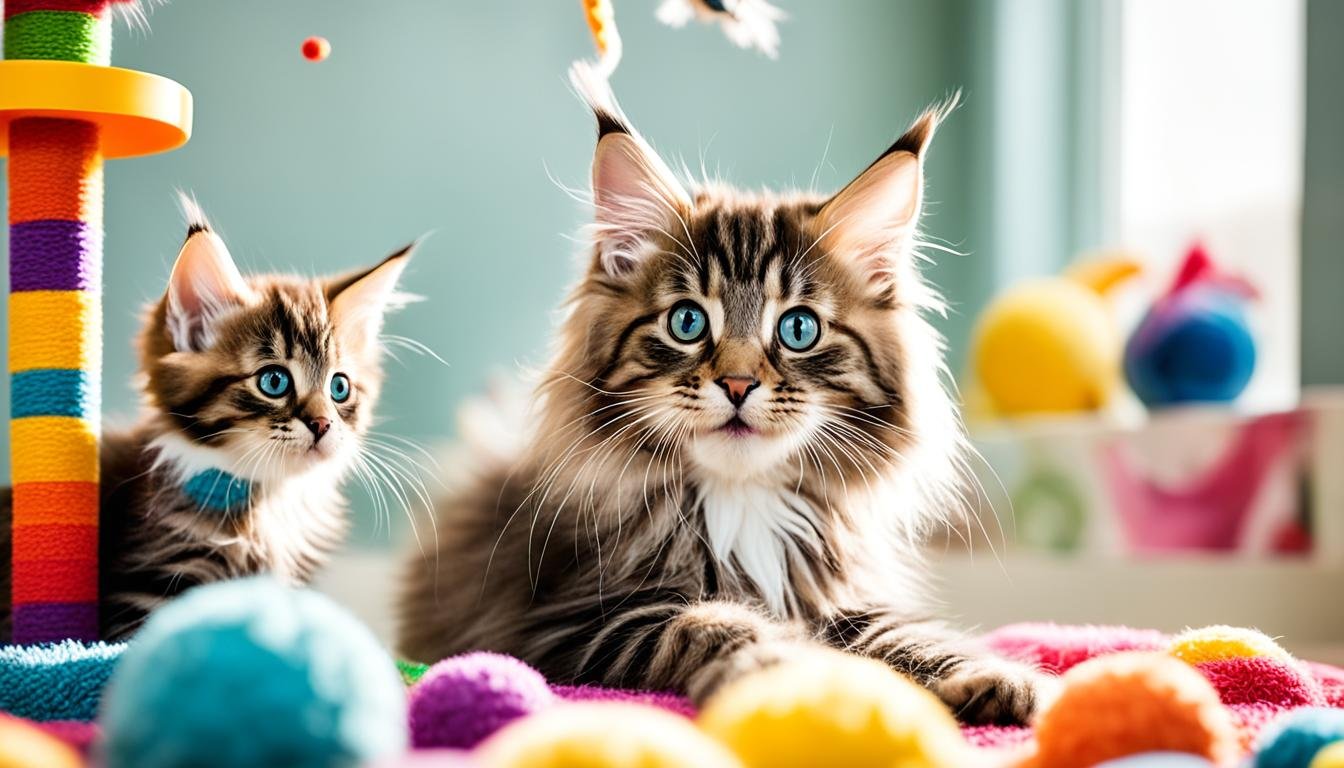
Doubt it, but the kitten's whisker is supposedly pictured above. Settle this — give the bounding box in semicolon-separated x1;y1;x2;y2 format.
363;440;435;508
367;430;442;468
489;403;656;588
959;441;1013;555
530;404;666;563
788;216;846;276
818;403;915;437
524;404;657;521
946;445;1010;571
380;334;450;367
546;391;663;441
552;372;656;398
363;452;425;556
814;427;877;502
363;438;442;488
356;455;397;544
806;431;852;501
364;451;428;524
910;238;968;258
820;420;903;468
808;124;836;193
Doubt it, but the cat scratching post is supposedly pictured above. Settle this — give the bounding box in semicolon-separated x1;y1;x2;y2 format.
0;0;191;643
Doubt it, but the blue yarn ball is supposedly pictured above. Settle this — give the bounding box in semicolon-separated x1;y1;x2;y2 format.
1124;286;1256;406
0;640;124;721
1096;753;1215;767
99;577;407;768
1255;708;1344;768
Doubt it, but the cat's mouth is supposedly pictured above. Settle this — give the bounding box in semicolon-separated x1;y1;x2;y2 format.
717;415;758;437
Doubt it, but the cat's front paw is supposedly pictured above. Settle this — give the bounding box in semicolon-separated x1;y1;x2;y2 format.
686;640;819;705
930;657;1057;725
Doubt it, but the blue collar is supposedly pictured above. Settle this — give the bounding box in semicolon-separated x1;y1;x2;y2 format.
181;468;254;513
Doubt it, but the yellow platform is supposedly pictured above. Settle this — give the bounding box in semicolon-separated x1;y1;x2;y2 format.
0;59;192;159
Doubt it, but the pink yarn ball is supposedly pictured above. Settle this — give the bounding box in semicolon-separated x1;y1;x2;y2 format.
1196;657;1325;708
408;653;554;750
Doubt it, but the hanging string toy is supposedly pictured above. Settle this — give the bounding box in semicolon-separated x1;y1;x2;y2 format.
582;0;785;75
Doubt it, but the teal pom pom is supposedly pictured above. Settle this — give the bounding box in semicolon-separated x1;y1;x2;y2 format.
0;640;124;721
1255;708;1344;768
99;577;407;768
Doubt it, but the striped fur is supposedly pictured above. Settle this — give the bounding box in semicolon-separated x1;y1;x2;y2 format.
1;206;412;640
397;69;1050;724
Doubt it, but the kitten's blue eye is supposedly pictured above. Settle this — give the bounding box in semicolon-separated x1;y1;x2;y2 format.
256;366;292;398
778;307;821;351
668;301;709;343
330;373;352;403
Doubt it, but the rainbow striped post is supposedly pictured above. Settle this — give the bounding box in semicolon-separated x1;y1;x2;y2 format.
1;1;191;644
6;0;111;644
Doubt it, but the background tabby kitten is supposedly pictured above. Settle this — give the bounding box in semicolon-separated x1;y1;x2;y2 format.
1;202;413;640
398;65;1049;724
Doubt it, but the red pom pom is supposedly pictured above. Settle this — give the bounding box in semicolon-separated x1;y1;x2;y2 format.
301;36;330;62
1197;657;1325;708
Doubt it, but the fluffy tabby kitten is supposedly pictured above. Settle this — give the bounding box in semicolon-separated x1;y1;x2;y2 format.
1;203;412;640
398;66;1049;724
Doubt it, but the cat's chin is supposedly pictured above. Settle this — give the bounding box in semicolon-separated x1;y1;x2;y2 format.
272;442;356;478
155;435;353;487
686;428;801;482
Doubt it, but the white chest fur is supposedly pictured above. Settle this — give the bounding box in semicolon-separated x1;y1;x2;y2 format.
696;476;822;616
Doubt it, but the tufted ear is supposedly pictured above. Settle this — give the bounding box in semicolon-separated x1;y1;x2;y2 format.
166;206;255;352
816;98;954;289
571;61;691;277
328;243;414;357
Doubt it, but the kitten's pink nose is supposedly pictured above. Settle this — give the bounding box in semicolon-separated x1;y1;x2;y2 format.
305;417;331;441
716;376;759;407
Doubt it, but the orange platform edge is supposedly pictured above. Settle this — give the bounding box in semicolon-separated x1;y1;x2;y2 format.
0;59;192;159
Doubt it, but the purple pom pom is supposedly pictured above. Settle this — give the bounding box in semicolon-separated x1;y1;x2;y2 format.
408;652;554;750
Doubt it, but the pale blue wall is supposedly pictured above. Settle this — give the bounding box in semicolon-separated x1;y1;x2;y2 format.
1;1;989;544
1302;0;1344;386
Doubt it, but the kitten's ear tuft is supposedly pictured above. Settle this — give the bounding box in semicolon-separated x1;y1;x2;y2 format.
329;241;416;356
569;59;632;140
166;220;255;352
178;191;212;239
571;61;691;277
885;92;958;159
817;96;957;288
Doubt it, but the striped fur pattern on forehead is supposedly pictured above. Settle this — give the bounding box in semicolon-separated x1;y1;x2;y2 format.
566;182;946;613
396;70;1053;728
143;274;373;463
139;211;414;485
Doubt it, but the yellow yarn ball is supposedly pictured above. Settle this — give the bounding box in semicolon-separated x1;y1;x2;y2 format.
0;716;81;768
697;650;968;768
476;702;742;768
1309;741;1344;768
1169;625;1295;666
972;278;1123;415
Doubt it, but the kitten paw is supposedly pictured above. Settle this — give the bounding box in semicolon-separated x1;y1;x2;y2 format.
930;657;1057;725
686;640;818;705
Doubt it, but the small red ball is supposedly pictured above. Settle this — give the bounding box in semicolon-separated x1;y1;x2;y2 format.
301;36;330;62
